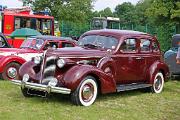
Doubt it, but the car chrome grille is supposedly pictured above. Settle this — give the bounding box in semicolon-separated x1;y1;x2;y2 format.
40;56;57;84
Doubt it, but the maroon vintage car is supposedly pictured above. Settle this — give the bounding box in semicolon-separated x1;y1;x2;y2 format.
12;29;169;106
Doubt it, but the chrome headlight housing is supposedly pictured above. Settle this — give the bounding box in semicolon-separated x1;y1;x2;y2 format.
57;59;65;68
22;74;29;82
34;56;41;64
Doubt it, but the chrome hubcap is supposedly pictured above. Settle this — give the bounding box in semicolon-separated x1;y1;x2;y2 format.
155;76;162;91
7;67;17;79
82;84;94;102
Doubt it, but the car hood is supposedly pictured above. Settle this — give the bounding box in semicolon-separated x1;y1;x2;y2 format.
46;47;110;58
0;48;42;62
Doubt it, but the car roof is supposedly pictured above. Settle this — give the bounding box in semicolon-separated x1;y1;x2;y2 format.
82;29;152;38
172;34;180;38
28;35;75;42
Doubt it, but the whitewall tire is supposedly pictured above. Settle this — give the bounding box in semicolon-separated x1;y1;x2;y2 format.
71;76;98;106
151;72;164;93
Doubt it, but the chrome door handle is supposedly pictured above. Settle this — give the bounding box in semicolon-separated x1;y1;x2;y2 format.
135;57;143;60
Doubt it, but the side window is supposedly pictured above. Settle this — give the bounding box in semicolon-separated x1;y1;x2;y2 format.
104;37;118;49
120;38;137;52
62;42;74;48
140;39;151;52
0;36;6;47
152;42;160;52
44;41;58;50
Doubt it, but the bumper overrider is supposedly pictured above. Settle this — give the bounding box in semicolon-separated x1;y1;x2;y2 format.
11;79;71;95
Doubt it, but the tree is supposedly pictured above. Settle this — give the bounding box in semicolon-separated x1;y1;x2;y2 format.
135;0;153;24
25;0;94;23
97;7;113;17
114;2;136;24
145;0;180;24
145;0;180;51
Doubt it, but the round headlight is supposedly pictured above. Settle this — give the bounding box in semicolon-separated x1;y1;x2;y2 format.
23;74;29;82
57;59;65;68
48;78;58;87
34;56;41;64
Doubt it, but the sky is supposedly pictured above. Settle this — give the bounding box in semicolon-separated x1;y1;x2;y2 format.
0;0;140;11
93;0;140;11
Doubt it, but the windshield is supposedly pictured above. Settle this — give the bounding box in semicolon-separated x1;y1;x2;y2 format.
78;35;119;50
20;38;44;50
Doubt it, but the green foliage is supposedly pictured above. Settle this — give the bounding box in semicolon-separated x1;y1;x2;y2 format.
156;24;175;51
60;21;90;37
135;0;152;24
93;7;114;17
27;0;93;23
114;2;136;24
171;2;180;19
144;0;179;51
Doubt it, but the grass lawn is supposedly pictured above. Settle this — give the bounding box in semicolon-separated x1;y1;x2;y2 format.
0;80;179;120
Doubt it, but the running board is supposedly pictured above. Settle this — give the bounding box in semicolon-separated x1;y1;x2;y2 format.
116;83;151;92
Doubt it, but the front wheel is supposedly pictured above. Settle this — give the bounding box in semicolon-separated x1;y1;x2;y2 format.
151;72;164;93
2;62;21;80
71;76;98;106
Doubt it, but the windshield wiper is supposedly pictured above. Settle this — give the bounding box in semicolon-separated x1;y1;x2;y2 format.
83;44;101;49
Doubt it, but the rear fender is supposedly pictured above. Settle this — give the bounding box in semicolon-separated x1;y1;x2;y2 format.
63;65;116;94
146;61;169;84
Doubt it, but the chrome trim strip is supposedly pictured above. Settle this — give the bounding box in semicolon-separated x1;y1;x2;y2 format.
97;57;107;68
43;65;56;74
46;56;56;62
59;56;102;59
12;80;71;94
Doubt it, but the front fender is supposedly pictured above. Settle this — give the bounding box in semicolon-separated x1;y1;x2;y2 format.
19;61;36;77
146;61;169;84
63;65;116;94
0;55;26;73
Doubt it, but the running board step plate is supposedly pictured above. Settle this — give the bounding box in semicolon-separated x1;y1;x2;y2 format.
116;83;151;92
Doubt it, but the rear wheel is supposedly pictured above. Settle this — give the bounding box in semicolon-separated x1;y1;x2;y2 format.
71;76;98;106
2;62;21;80
151;72;164;93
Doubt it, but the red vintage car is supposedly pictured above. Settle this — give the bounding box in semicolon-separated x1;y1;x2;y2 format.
12;29;169;106
0;36;76;80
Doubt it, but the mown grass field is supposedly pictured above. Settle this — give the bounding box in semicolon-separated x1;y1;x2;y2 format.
0;80;179;120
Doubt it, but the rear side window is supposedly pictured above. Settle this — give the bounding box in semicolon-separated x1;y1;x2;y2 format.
62;42;74;47
120;38;137;52
140;39;151;52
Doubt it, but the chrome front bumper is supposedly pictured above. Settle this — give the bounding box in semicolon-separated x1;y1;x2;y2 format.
12;80;71;94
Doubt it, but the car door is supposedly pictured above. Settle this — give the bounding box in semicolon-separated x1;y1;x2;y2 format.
138;37;153;82
115;37;146;84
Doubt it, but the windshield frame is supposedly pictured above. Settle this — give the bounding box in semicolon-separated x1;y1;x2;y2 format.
20;38;45;50
78;35;119;50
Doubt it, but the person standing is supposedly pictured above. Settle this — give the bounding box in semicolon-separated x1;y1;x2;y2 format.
176;47;180;64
